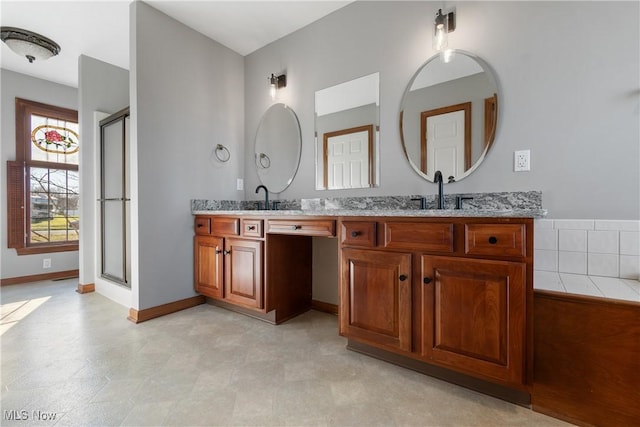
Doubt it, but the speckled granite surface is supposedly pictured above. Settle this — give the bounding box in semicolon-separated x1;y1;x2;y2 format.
192;191;546;218
191;208;546;218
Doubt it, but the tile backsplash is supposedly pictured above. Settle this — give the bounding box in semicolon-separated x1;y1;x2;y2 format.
535;219;640;280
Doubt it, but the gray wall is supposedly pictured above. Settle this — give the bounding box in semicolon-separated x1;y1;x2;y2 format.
130;2;244;309
244;1;639;220
77;55;129;299
0;70;79;280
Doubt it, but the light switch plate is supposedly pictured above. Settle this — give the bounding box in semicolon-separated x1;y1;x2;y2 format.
236;178;244;191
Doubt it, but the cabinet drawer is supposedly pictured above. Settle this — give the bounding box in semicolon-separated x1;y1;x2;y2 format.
465;224;526;257
267;219;336;237
341;221;376;248
211;217;240;236
194;217;211;235
383;222;453;252
242;219;263;238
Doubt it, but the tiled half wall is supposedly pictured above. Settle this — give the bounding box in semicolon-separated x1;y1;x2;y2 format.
535;219;640;280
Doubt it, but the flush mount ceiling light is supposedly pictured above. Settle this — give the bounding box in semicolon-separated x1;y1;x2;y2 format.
432;8;456;52
0;27;61;63
269;73;287;99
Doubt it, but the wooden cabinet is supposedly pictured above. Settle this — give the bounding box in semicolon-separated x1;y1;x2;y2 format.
420;256;526;385
267;219;336;237
194;235;223;299
339;217;533;397
194;215;323;323
194;214;533;401
194;217;263;310
340;248;412;351
224;238;263;309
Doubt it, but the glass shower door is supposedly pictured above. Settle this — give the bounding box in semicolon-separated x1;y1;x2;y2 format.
99;109;130;286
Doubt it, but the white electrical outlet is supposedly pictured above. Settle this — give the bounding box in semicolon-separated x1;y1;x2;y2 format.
514;150;531;172
236;178;244;191
43;258;51;269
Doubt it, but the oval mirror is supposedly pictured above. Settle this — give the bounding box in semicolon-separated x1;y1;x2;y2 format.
400;51;498;183
254;103;302;193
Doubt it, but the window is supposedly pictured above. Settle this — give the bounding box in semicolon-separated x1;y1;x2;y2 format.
7;98;79;255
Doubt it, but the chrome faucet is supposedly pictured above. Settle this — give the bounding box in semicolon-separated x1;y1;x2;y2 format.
434;170;445;209
255;185;269;210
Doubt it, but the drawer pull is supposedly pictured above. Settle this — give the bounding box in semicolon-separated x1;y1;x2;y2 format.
488;236;498;244
247;225;256;231
399;274;408;282
351;231;361;237
215;249;223;255
197;223;203;228
292;225;301;230
423;277;432;284
223;250;231;255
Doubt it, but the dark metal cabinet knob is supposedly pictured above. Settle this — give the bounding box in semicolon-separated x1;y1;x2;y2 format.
247;225;256;231
223;250;231;255
399;274;408;282
292;225;301;230
423;277;433;284
215;249;223;255
488;236;498;244
351;231;361;237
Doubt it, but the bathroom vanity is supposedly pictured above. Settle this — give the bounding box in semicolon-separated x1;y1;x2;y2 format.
193;207;538;404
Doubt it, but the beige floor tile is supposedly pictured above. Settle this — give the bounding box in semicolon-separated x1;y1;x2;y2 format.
0;279;570;427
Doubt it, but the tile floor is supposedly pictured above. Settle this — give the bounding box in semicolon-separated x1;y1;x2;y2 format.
1;279;568;426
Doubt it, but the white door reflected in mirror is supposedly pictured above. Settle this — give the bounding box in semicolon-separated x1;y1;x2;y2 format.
325;126;372;189
315;72;379;190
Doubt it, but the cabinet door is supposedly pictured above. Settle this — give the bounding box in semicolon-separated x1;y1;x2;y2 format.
224;238;263;309
340;249;412;352
421;256;526;385
194;235;224;299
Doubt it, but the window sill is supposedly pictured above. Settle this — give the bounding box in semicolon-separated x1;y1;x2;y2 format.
16;243;79;255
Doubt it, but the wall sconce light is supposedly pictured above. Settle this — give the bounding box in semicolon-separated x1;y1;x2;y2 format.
432;8;455;52
0;27;61;63
269;73;286;99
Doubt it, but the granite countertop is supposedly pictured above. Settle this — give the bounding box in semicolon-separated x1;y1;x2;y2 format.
191;191;547;218
191;208;547;218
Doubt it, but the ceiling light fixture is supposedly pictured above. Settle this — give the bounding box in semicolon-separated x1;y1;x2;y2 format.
269;73;286;100
0;27;61;63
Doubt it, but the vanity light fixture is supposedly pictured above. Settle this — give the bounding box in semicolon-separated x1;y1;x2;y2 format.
432;8;455;52
0;27;61;63
269;73;286;100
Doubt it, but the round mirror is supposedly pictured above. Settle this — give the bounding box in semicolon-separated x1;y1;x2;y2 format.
254;103;302;193
400;50;499;183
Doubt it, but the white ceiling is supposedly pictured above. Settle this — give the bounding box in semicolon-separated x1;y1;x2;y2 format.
0;1;351;88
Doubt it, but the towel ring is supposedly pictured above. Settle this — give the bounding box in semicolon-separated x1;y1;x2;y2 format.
257;152;271;169
215;144;230;162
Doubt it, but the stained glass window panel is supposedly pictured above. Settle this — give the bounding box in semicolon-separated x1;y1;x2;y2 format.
30;114;79;165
